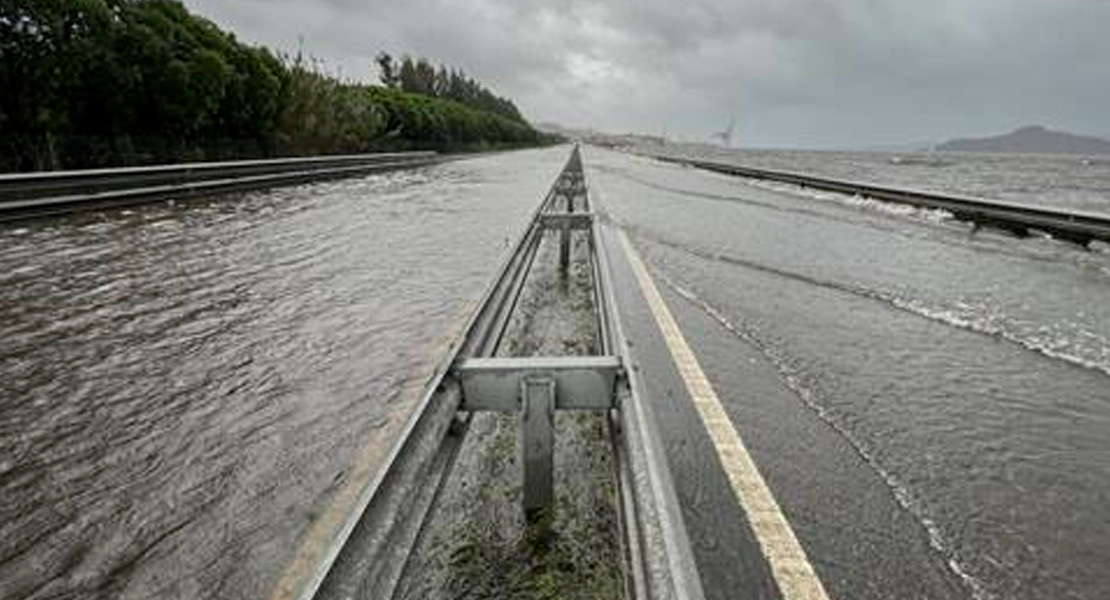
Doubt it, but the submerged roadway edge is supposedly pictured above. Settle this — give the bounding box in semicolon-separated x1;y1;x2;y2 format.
615;228;832;600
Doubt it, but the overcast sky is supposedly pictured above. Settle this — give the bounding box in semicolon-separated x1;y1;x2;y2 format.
182;0;1109;149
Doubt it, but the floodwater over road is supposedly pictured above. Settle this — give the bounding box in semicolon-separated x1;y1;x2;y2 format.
0;147;564;599
587;147;1110;600
649;144;1110;215
4;143;1109;600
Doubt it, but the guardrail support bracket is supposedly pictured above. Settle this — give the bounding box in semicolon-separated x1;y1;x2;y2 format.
455;356;620;513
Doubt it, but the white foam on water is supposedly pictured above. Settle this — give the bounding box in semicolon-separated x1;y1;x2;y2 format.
885;295;1110;378
746;178;956;223
665;225;1110;380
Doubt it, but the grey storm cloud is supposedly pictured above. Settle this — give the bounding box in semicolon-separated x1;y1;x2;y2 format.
183;0;1110;148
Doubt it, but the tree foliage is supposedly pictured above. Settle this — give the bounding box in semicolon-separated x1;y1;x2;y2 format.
375;53;525;123
0;0;550;171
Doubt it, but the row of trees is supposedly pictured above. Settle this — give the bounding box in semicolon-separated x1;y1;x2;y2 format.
0;0;552;172
375;53;524;123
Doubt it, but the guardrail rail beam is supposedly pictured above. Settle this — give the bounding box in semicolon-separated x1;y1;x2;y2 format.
280;145;705;600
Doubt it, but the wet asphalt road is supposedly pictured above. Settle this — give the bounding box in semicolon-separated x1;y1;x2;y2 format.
586;146;1110;600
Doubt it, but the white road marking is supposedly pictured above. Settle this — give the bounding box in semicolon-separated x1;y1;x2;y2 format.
617;229;833;600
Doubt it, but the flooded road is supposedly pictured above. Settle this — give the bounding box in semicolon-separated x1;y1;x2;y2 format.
4;143;1109;600
0;147;565;599
587;147;1110;600
648;144;1110;215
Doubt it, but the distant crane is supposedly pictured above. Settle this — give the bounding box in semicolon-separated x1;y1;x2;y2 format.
711;118;735;147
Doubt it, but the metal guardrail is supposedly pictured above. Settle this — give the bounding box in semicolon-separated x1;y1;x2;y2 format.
0;152;443;220
653;154;1110;246
274;146;705;600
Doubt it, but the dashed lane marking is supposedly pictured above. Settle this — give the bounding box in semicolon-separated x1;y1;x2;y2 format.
617;228;832;600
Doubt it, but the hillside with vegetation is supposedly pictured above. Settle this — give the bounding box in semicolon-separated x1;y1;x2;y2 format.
937;125;1110;155
0;0;554;172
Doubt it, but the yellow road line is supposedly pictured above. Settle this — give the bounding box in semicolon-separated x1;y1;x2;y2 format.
617;229;832;600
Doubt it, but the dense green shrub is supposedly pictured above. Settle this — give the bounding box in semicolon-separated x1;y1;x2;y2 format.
0;0;553;171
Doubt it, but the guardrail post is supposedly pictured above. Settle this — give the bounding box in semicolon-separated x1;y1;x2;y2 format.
559;191;574;278
521;376;556;515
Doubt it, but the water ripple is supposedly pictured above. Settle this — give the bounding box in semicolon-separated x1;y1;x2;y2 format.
0;148;566;599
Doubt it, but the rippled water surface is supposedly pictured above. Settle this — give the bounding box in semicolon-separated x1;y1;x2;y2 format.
648;143;1110;215
0;147;565;599
588;148;1110;600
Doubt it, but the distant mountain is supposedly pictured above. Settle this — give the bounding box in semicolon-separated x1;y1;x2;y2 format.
937;125;1110;155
